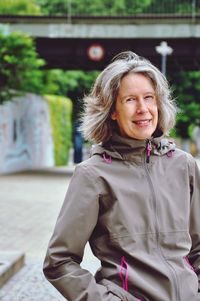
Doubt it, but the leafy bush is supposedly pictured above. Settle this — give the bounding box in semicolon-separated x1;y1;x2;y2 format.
0;31;45;104
35;0;156;16
0;0;41;15
171;71;200;138
45;95;72;166
43;69;100;121
0;0;198;17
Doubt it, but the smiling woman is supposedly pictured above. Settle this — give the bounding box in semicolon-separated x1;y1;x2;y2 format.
43;51;200;301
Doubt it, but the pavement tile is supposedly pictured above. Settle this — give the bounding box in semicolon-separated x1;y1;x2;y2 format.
0;171;71;300
0;252;25;289
0;168;100;301
0;259;65;301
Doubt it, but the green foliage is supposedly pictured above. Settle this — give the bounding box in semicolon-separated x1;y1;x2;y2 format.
43;69;100;120
35;0;152;16
70;0;152;15
0;0;197;16
0;0;41;15
45;94;72;166
0;31;45;104
144;0;196;14
171;71;200;138
35;0;69;16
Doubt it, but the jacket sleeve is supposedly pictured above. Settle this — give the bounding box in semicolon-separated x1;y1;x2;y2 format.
43;164;109;301
187;157;200;291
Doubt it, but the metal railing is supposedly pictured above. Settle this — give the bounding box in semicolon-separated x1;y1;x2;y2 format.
0;0;200;24
67;0;200;18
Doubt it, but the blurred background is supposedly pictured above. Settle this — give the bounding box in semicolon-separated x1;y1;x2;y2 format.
0;1;200;300
0;0;200;172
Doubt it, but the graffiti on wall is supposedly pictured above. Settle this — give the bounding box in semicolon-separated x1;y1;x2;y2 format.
0;93;54;174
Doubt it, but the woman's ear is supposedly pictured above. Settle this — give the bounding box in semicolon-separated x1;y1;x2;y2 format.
111;111;117;120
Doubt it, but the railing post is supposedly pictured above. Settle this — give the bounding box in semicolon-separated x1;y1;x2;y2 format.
67;0;72;24
192;0;196;23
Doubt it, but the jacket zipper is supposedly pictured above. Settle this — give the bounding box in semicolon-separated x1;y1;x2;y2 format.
146;140;152;163
143;149;180;301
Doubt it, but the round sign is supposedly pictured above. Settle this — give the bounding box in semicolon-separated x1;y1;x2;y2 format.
87;44;105;61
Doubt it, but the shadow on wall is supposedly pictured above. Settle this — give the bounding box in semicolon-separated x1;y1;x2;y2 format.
0;93;54;174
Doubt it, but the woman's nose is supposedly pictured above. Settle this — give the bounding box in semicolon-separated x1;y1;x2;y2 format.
136;99;148;114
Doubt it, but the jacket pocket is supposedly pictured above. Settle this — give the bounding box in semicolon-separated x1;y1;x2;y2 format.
100;279;139;301
106;291;122;301
106;287;140;301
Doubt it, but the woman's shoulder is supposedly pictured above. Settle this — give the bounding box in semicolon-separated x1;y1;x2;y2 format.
174;147;198;172
72;154;104;180
174;147;195;161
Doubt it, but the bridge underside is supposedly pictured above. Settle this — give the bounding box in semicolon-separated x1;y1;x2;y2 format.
36;37;200;73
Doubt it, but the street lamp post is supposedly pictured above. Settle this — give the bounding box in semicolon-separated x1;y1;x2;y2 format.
155;41;173;76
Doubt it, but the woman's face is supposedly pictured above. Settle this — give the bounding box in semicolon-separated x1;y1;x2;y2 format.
111;72;158;140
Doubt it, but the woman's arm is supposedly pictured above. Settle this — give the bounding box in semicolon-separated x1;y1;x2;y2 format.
187;157;200;291
43;164;108;301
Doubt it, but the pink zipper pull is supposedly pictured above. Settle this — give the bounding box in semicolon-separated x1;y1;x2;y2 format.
146;140;152;163
102;153;112;164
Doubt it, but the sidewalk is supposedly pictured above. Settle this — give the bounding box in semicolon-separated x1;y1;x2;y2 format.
0;166;100;301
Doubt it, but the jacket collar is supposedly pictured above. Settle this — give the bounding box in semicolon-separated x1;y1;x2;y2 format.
104;133;147;161
91;132;176;163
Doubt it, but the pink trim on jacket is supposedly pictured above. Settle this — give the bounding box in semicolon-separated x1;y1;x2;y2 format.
183;256;194;271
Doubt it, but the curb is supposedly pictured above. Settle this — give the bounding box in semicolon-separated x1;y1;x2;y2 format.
0;165;75;177
0;252;25;288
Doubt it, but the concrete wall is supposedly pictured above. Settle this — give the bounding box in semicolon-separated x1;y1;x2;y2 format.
0;93;54;174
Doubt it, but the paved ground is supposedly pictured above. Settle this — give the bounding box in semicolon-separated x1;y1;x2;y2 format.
0;168;100;301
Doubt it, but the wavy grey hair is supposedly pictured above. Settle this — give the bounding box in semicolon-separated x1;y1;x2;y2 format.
81;51;177;143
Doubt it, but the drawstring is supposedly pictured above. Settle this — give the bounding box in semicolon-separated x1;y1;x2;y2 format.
119;256;142;301
119;256;129;291
102;153;112;164
146;140;152;164
166;150;174;158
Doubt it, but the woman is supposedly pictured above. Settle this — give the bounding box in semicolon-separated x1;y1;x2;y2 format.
43;52;200;301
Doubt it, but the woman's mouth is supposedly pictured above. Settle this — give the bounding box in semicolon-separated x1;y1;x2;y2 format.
133;119;151;126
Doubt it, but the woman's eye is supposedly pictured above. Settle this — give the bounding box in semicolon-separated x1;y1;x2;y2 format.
125;98;135;103
145;95;154;101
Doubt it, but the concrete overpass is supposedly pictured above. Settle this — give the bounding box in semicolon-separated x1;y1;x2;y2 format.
0;15;200;72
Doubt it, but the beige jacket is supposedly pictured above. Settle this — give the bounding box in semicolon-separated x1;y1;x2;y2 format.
43;133;200;301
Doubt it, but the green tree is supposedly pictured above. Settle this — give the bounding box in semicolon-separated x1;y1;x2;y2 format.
43;69;100;121
144;0;200;14
0;32;45;103
171;71;200;138
1;0;199;16
35;0;68;16
36;0;152;16
0;0;41;15
124;0;152;15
